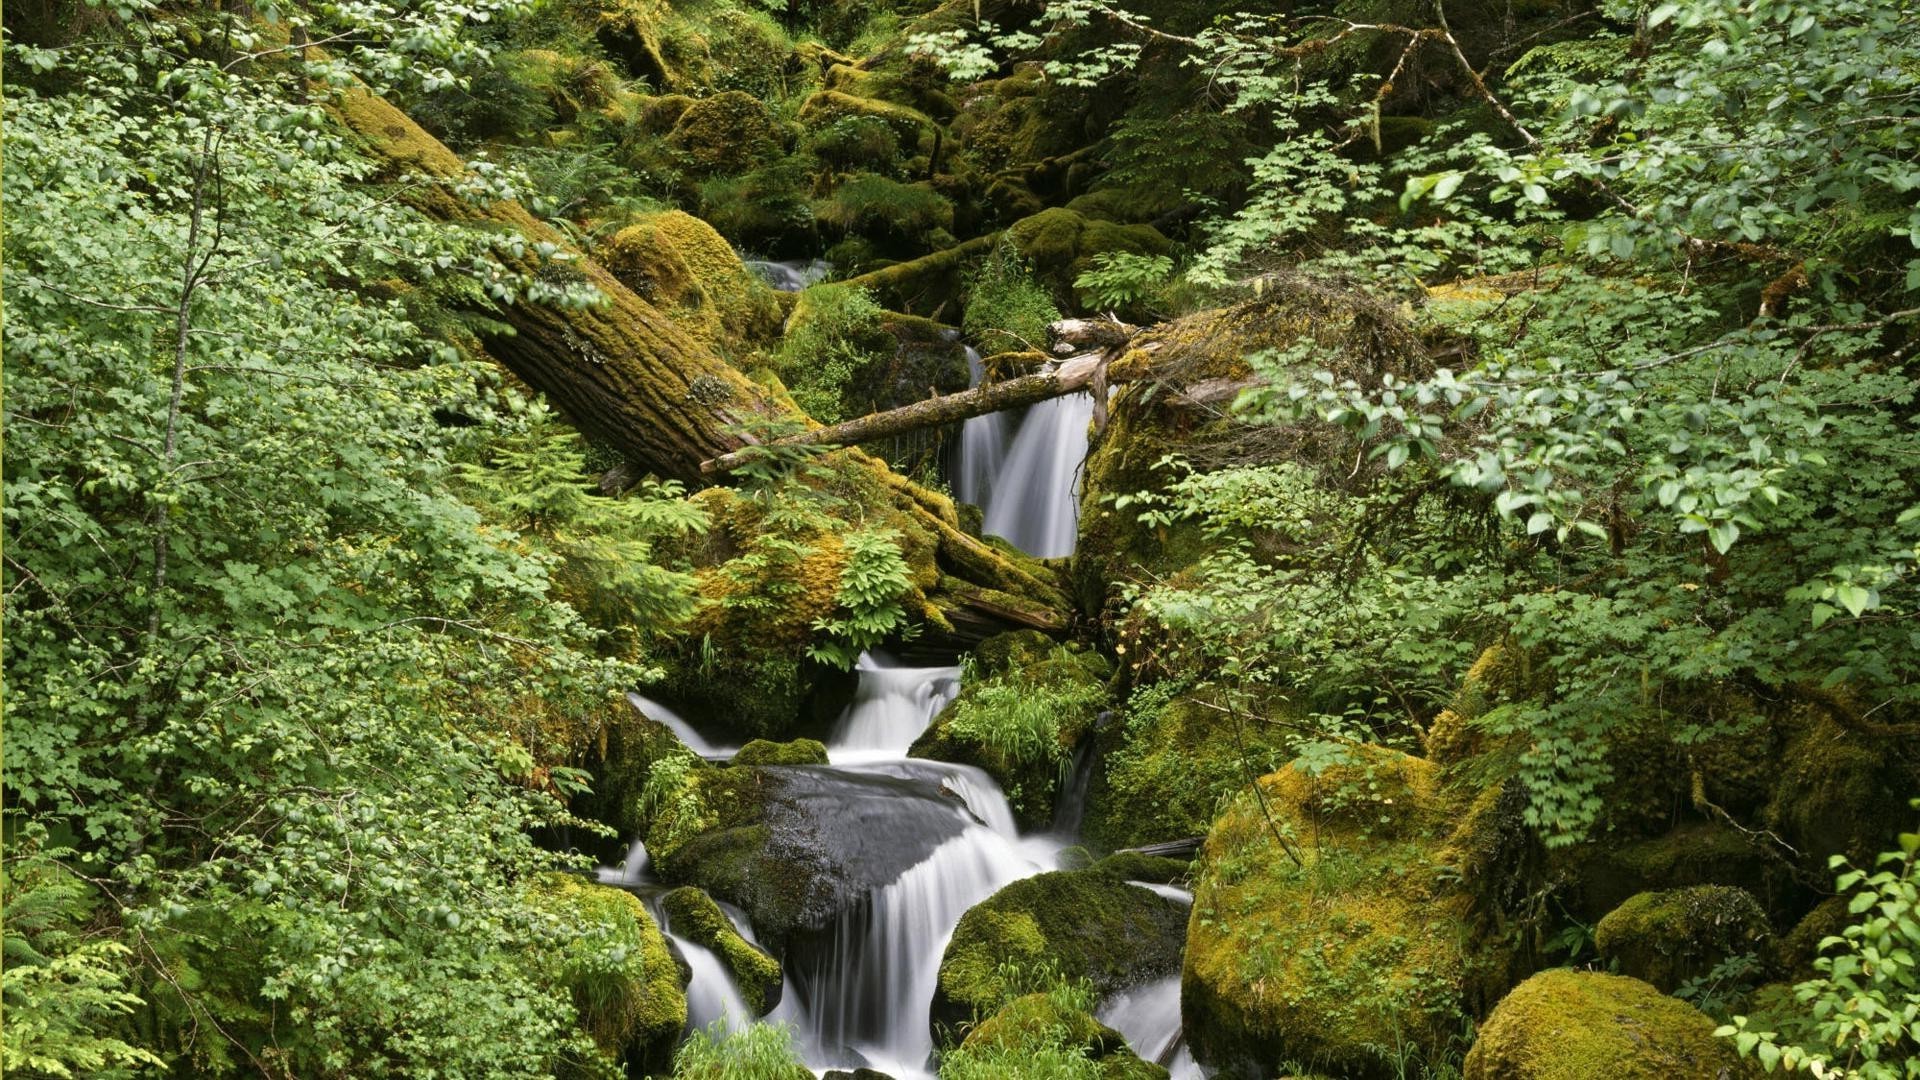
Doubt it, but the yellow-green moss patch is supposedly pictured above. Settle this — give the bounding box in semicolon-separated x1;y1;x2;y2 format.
1462;969;1751;1080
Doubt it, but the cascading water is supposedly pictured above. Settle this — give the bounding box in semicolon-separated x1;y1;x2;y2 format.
595;845;757;1035
951;347;1010;510
627;691;737;759
827;653;961;764
980;389;1096;559
1097;884;1204;1078
746;258;831;292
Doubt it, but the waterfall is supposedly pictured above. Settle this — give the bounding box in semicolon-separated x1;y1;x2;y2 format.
746;258;831;292
827;653;962;764
951;347;1010;509
1096;884;1206;1078
980;389;1096;559
627;691;737;760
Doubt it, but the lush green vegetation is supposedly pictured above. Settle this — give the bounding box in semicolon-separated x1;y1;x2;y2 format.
5;0;1916;1076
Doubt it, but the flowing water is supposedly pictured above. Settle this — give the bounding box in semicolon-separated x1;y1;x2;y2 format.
977;386;1097;560
950;348;1011;510
594;357;1207;1075
746;258;832;292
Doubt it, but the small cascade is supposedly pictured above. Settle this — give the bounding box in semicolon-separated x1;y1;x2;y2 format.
980;389;1097;558
746;258;831;292
786;828;1039;1077
951;347;1011;509
1098;884;1204;1078
627;692;738;759
827;653;962;763
592;849;757;1036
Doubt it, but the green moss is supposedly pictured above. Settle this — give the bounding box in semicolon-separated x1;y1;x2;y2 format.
572;697;694;837
526;873;686;1070
814;173;955;251
1182;748;1503;1078
732;738;829;767
949;992;1171;1080
595;210;783;353
1764;704;1916;867
1084;687;1294;852
668;90;783;175
1005;208;1171;308
1568;822;1775;920
962;239;1062;355
911;634;1108;826
660;886;783;1014
1594;886;1772;993
1776;894;1851;979
1089;852;1188;885
798;88;932;147
1462;969;1752;1080
934;866;1187;1029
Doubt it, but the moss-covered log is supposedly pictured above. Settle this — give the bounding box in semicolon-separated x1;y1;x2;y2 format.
326;86;1072;636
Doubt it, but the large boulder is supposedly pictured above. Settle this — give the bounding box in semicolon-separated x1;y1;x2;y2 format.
933;863;1188;1037
668;90;784;175
1183;747;1512;1078
1594;885;1772;994
910;629;1109;828
1463;969;1751;1079
594;210;782;354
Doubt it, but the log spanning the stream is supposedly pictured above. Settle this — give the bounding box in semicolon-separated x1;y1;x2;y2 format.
702;350;1110;476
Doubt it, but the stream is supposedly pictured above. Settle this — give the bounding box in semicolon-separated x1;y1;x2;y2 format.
602;338;1201;1077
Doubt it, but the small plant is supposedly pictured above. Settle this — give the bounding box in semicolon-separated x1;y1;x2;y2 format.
671;1021;812;1079
945;650;1105;775
963;239;1060;352
1718;808;1920;1077
777;284;892;423
1073;251;1174;313
808;528;916;669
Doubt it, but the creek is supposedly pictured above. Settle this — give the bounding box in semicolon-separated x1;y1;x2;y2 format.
603;340;1202;1077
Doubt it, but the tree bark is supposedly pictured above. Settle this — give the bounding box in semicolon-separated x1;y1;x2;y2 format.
325;86;1075;637
701;353;1107;475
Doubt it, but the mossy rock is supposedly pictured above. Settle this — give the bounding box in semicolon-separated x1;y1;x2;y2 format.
1089;852;1189;885
798;88;933;148
1594;886;1772;993
1776;893;1851;979
595;210;782;353
1565;821;1781;921
572;697;694;838
958;993;1171;1080
814;173;956;252
660;886;783;1014
952;66;1091;178
669;90;783;175
910;631;1110;828
1764;703;1918;867
1183;747;1508;1079
1423;639;1539;766
592;0;682;90
933;866;1188;1036
1462;969;1752;1079
732;738;829;767
1082;688;1295;852
526;874;685;1073
1005;208;1171;308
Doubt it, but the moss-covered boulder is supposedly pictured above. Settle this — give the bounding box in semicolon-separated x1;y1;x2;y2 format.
1082;687;1295;852
594;210;782;354
952;992;1171;1080
910;630;1109;827
1006;208;1171;307
798;88;933;148
572;696;694;839
732;738;829;767
1594;886;1772;993
1183;747;1511;1078
1565;821;1781;921
1776;893;1851;979
644;754;981;950
1764;703;1918;867
669;90;783;174
1462;969;1751;1079
526;874;685;1075
660;886;783;1014
814;173;955;252
933;865;1187;1036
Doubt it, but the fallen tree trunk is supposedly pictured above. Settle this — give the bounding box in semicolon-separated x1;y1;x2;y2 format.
326;86;1073;637
701;352;1108;475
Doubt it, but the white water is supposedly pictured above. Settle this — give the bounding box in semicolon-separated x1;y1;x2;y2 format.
979;387;1096;559
747;258;831;292
594;845;758;1034
952;347;1010;509
1097;883;1207;1078
827;654;962;764
627;691;738;759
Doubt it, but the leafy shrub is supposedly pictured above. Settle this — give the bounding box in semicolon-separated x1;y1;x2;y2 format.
808;528;915;668
1719;808;1920;1077
671;1022;812;1079
963;240;1061;352
1074;251;1175;314
804;114;903;174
